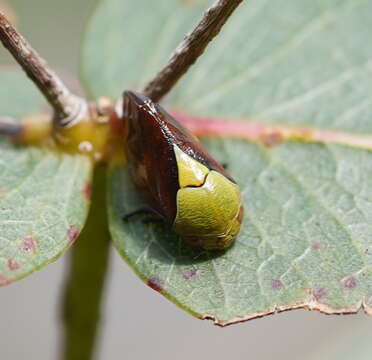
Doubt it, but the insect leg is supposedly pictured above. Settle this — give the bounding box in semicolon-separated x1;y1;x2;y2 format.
122;206;163;222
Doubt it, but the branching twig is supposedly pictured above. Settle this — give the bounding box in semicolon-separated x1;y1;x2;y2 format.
0;12;87;127
143;0;244;102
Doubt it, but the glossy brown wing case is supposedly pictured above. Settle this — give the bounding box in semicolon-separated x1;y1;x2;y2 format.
122;90;233;223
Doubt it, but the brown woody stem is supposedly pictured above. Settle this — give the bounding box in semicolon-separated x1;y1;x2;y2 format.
0;12;87;127
142;0;244;102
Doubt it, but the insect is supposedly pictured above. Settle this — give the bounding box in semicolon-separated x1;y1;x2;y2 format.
122;91;243;250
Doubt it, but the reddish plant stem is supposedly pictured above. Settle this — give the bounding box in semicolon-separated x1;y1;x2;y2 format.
143;0;244;102
173;112;372;150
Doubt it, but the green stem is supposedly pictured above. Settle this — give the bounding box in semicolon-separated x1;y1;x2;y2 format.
62;165;111;360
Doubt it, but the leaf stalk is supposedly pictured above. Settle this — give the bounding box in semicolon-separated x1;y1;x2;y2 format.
62;166;111;360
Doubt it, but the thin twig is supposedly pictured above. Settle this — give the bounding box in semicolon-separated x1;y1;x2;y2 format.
0;12;87;127
143;0;244;102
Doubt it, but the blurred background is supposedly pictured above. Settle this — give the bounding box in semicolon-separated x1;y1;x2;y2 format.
0;1;371;359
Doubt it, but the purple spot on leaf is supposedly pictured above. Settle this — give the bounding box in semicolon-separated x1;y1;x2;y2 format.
67;226;80;243
21;235;37;254
271;279;283;290
147;277;163;292
313;287;328;300
310;242;321;250
183;268;198;280
7;259;20;271
341;274;357;290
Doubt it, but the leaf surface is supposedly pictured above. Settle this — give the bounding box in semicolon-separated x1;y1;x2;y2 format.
83;0;372;324
0;71;93;284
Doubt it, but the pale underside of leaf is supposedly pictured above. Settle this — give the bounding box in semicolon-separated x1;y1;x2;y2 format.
108;138;372;325
0;71;93;284
83;0;372;323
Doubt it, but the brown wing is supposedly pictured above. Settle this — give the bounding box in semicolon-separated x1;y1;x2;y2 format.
122;91;235;223
158;109;234;182
123;91;179;222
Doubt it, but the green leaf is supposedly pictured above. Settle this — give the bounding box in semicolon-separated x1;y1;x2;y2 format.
83;0;372;324
0;71;93;284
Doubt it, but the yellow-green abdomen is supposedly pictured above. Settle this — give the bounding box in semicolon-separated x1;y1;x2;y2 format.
173;169;242;250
